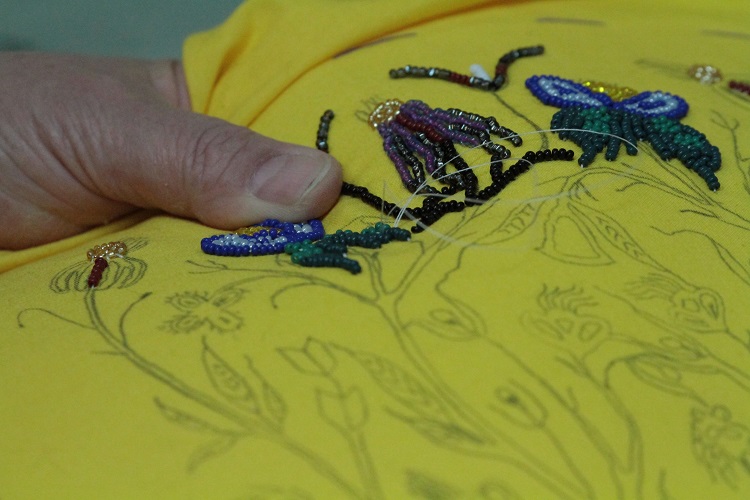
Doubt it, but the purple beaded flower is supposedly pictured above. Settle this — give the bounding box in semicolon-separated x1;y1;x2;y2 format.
369;99;521;197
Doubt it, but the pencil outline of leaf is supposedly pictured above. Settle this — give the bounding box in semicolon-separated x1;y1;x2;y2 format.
110;257;148;288
317;387;368;432
342;346;451;420
477;480;522;500
626;357;698;399
483;200;543;245
278;337;337;376
405;468;460;500
50;260;90;293
569;202;661;268
154;398;239;436
187;434;240;474
414;301;480;341
245;356;287;427
708;238;750;287
491;382;547;429
389;411;486;448
202;340;259;414
658;336;707;363
539;211;613;266
262;382;287;427
238;486;314;500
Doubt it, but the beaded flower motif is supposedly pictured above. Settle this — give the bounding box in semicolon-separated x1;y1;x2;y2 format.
201;219;324;257
351;100;575;232
526;75;721;191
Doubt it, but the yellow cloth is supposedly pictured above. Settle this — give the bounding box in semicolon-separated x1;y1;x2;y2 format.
3;0;750;498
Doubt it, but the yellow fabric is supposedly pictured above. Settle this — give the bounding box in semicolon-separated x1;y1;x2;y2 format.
3;0;750;498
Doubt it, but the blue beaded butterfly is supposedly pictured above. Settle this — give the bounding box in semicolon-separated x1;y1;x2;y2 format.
526;75;721;190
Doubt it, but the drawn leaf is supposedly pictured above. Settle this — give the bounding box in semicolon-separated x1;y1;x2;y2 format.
346;349;450;419
394;413;485;448
154;399;235;435
484;202;542;245
477;480;522;500
262;382;288;426
709;239;750;286
187;435;239;473
539;212;612;266
245;357;288;426
202;342;259;413
492;384;546;428
317;388;368;432
420;302;482;341
49;261;90;293
569;202;661;268
240;486;313;500
278;337;337;375
405;469;460;500
627;358;696;398
110;257;147;288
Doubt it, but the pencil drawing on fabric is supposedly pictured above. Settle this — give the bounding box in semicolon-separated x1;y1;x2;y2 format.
4;0;750;499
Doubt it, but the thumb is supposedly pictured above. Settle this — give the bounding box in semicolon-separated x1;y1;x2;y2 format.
103;106;343;229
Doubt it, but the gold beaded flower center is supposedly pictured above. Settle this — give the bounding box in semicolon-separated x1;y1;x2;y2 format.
368;99;403;129
580;80;638;102
86;241;127;261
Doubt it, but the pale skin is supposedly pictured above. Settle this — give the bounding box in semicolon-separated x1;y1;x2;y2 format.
0;52;343;250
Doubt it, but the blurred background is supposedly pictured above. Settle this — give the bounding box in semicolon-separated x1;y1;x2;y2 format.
1;0;244;58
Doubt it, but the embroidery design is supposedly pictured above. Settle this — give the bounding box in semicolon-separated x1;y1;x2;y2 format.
390;45;545;92
526;75;722;190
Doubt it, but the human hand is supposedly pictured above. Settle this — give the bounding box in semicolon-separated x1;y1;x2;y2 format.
0;52;342;250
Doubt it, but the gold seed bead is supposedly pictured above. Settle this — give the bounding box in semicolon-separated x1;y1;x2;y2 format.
235;226;270;236
86;241;127;261
580;80;638;102
368;99;404;129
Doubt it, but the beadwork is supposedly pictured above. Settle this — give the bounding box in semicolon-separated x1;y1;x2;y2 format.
316;110;335;153
526;75;721;191
201;219;324;257
342;147;575;233
728;80;750;98
370;99;522;195
389;45;544;92
688;64;722;84
317;103;574;232
580;80;638;102
527;75;688;119
86;241;127;287
285;223;411;274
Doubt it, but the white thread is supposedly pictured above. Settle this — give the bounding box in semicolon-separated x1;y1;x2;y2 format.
386;127;644;249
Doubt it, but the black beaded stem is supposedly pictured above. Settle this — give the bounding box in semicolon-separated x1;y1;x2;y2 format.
342;149;575;233
316;109;335;152
389;45;544;92
314;107;574;233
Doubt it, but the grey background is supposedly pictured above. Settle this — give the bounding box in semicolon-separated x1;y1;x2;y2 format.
1;1;244;58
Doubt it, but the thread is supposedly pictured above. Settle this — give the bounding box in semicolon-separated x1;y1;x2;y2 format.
318;109;648;252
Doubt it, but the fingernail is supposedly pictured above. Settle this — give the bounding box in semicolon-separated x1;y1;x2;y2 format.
249;153;332;205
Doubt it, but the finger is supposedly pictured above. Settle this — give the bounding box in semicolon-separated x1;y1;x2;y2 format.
93;106;343;229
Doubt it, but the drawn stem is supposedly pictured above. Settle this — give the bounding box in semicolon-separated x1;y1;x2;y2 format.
374;304;583;500
84;290;364;499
